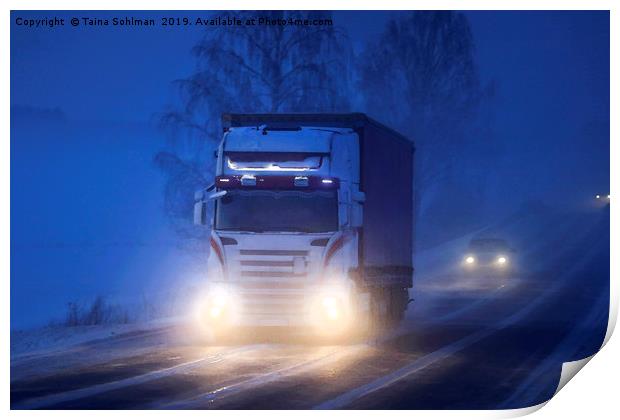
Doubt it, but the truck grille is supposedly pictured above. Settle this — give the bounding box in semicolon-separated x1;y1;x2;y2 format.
241;271;307;278
233;248;314;320
239;249;308;256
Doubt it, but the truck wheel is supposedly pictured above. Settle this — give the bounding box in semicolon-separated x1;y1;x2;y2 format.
388;287;409;323
368;288;389;332
347;290;371;341
371;287;408;329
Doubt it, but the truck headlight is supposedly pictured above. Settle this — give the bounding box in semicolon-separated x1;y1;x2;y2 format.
311;285;354;335
210;288;229;307
209;306;223;319
195;284;233;324
465;256;476;264
314;284;350;324
497;256;507;265
322;296;340;320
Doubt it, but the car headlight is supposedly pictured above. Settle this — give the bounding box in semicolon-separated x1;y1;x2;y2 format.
465;256;476;264
497;256;507;265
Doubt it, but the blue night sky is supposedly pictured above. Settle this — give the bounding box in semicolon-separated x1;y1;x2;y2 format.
11;11;609;196
12;11;609;128
10;10;609;328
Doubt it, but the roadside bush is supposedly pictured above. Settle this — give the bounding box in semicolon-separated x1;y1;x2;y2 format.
63;296;131;326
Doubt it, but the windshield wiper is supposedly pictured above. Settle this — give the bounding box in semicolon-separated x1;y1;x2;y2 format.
218;226;332;233
218;227;266;233
264;226;329;233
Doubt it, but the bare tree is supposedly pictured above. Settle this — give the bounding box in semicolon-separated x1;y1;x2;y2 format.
360;11;486;213
158;11;354;241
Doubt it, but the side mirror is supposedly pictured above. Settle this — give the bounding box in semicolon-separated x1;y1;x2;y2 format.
351;203;363;227
195;184;215;202
194;187;227;226
208;190;227;200
352;191;366;203
194;200;206;225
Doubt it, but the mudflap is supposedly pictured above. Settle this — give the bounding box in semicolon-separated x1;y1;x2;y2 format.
369;286;410;331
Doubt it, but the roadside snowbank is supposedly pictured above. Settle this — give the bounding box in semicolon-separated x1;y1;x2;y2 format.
10;318;180;360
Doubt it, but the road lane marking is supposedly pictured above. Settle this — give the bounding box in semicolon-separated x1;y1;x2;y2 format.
157;281;513;409
12;345;266;409
162;345;367;409
434;283;510;322
314;330;491;409
158;316;421;409
499;290;609;408
315;244;600;409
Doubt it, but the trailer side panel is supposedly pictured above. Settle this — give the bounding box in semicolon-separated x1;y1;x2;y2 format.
359;122;414;287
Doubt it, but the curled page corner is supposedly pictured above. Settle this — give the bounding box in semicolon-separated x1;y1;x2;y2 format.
505;401;548;418
554;355;595;396
602;302;617;348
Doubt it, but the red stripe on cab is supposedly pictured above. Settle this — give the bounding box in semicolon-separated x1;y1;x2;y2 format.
323;235;345;267
210;237;225;267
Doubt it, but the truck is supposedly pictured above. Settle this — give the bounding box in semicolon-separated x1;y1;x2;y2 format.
193;113;415;338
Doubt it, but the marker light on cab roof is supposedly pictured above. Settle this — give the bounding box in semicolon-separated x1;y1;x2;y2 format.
240;174;256;186
294;176;309;187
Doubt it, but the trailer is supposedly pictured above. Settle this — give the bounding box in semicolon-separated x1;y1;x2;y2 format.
194;113;415;337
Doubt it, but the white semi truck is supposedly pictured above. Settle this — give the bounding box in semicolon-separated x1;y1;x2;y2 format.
194;113;415;337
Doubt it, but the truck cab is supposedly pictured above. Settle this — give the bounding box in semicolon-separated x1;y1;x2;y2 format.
194;114;414;338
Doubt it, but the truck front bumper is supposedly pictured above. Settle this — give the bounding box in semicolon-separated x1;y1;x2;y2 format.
195;283;356;332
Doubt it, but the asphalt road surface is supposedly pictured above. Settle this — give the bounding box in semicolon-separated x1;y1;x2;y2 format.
10;209;609;410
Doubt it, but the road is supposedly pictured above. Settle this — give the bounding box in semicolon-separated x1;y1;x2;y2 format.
10;208;609;409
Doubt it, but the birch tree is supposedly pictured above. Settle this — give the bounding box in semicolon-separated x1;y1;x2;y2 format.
157;11;354;241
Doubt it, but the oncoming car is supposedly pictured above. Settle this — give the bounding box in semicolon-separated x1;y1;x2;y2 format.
462;238;515;276
594;193;610;207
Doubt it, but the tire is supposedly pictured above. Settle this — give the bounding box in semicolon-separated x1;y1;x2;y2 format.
389;286;409;323
351;293;373;341
369;286;409;331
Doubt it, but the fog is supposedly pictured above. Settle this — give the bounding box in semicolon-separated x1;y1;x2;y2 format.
10;11;609;329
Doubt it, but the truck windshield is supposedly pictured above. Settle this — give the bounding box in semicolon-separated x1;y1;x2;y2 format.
215;189;338;233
